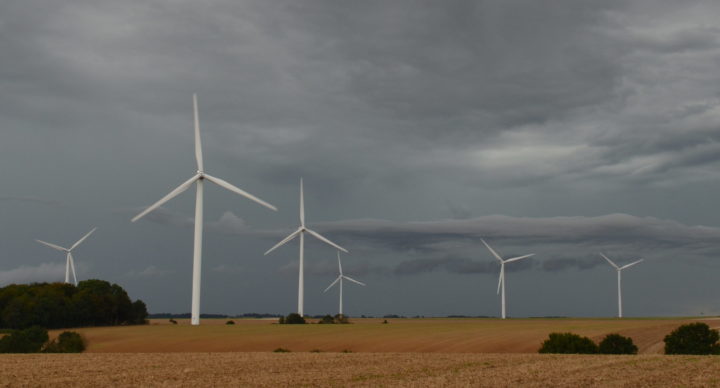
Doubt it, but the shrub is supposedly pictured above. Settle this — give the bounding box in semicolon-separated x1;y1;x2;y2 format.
382;320;388;324
0;326;49;353
334;314;349;324
169;319;177;325
309;349;322;353
538;332;598;354
277;316;285;324
319;315;335;324
226;320;235;325
273;347;290;353
282;313;306;325
598;333;638;354
44;331;85;353
664;322;720;355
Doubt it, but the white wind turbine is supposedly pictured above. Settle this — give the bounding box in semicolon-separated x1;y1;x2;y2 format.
265;178;348;316
481;239;534;319
36;227;97;286
600;253;643;318
131;94;277;326
324;251;365;316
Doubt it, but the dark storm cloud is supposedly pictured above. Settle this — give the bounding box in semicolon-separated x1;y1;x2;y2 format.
315;213;720;252
4;0;720;316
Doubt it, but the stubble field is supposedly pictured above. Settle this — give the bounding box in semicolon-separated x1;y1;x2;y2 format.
2;317;719;386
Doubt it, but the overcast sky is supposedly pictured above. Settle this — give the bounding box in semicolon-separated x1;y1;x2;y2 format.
2;0;720;318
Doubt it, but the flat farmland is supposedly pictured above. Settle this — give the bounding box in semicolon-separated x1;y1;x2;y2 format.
2;352;720;387
56;317;720;353
2;318;719;387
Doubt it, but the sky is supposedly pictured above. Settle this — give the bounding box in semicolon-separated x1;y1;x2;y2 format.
2;0;720;318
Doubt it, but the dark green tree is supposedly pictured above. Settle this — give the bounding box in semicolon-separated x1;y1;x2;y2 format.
44;331;85;353
538;332;598;354
664;322;720;355
0;326;49;353
282;313;306;324
598;333;638;354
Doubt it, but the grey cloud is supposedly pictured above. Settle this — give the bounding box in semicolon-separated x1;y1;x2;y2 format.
0;262;65;286
394;256;496;276
127;265;174;278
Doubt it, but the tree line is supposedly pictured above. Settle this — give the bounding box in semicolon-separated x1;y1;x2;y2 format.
0;280;148;329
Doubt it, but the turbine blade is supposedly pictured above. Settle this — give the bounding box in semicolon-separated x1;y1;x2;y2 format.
497;265;504;295
481;239;504;262
600;253;620;269
193;94;204;172
337;251;343;275
504;253;534;263
305;228;348;253
70;227;97;251
36;240;67;252
299;178;305;227
131;174;200;222
323;276;341;293
203;174;277;211
620;259;644;270
343;275;365;286
264;228;302;255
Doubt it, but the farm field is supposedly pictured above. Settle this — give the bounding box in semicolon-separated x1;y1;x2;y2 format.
2;352;720;387
54;317;720;354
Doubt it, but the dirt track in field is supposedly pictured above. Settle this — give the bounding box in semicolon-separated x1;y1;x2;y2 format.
60;317;720;354
2;352;720;387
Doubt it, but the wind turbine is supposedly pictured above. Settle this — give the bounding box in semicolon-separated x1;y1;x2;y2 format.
265;178;348;316
600;253;643;318
481;239;534;319
36;227;97;286
324;251;365;316
131;94;277;326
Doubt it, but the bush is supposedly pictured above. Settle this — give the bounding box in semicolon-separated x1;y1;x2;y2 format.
273;347;290;353
226;320;235;325
0;326;49;353
598;333;638;354
44;331;85;353
169;319;177;325
318;315;334;324
664;322;720;355
282;313;306;325
539;332;598;354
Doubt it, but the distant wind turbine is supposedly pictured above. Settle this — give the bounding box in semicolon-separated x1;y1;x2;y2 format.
324;251;365;316
36;227;97;286
265;178;348;316
131;94;277;326
600;253;643;318
481;239;534;319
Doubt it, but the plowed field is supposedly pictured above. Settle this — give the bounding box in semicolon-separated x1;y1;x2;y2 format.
2;352;719;387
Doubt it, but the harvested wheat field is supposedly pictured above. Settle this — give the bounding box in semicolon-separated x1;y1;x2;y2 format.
58;317;720;354
2;352;720;387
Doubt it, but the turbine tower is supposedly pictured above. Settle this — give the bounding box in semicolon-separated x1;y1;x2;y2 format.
324;251;365;316
600;253;643;318
481;239;534;319
265;178;348;316
131;94;277;326
36;227;97;286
